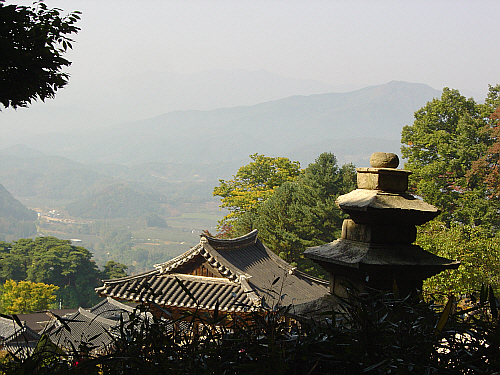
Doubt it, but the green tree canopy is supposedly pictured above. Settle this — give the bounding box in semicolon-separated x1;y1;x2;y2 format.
252;153;356;276
401;85;500;230
418;221;500;299
103;260;128;279
213;153;302;230
0;279;58;314
0;237;102;308
0;1;80;109
470;105;500;199
145;213;168;228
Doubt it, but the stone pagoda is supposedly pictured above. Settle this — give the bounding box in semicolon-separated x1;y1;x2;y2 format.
304;152;460;297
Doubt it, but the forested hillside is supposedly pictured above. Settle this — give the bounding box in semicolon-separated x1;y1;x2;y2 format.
66;183;175;219
0;183;37;240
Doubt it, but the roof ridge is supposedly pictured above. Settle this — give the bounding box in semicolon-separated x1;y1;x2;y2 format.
154;243;203;273
293;269;329;286
201;229;258;250
98;268;160;286
77;307;118;326
171;273;236;283
260;240;296;272
239;277;262;307
105;297;136;311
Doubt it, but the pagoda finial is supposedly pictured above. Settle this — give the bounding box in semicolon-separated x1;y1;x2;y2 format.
369;152;399;168
305;151;460;298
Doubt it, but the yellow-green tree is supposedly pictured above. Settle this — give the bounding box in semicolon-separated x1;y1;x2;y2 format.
0;280;58;314
213;153;302;232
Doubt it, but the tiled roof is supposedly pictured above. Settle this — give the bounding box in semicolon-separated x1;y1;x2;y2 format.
97;230;329;312
17;309;78;332
43;307;119;352
45;308;116;350
0;316;40;358
88;297;138;321
0;316;40;344
42;298;179;353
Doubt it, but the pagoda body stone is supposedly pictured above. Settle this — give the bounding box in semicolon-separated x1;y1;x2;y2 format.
304;152;460;297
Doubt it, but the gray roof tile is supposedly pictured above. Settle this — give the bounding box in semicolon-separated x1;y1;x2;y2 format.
97;230;329;311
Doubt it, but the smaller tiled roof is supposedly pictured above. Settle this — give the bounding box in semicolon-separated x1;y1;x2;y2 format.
88;297;138;321
43;308;118;352
0;316;40;358
0;316;40;344
97;272;255;312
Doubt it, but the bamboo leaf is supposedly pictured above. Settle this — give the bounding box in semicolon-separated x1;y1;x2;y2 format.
435;294;454;334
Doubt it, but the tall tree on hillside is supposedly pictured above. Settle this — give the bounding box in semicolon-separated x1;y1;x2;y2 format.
103;260;128;279
401;85;500;230
213;153;302;233
253;153;356;276
0;1;80;109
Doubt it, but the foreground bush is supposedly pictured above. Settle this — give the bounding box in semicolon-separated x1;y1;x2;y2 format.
1;287;499;374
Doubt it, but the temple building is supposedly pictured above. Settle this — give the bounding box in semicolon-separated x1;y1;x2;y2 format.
96;230;329;319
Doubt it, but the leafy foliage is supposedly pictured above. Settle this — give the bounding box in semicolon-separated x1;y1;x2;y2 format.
103;260;128;279
252;153;356;276
417;221;500;299
401;86;500;229
0;279;58;313
470;105;500;199
145;213;168;228
1;284;499;374
213;153;302;230
0;1;80;109
0;237;102;308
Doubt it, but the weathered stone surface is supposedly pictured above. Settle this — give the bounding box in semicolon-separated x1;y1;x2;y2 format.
336;189;440;225
340;219;416;244
304;239;460;278
305;150;460;297
357;167;410;192
370;152;399;168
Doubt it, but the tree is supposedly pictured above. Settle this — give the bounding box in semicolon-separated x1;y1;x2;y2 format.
145;213;168;228
0;1;80;109
252;153;356;276
0;237;102;308
417;221;500;299
401;86;500;229
213;153;302;231
103;260;128;279
470;105;500;199
0;279;58;313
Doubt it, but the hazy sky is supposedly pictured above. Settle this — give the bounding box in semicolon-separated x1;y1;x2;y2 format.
3;0;500;141
10;0;500;98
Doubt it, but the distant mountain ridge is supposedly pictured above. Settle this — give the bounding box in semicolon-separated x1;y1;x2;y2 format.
0;69;350;143
13;81;440;167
